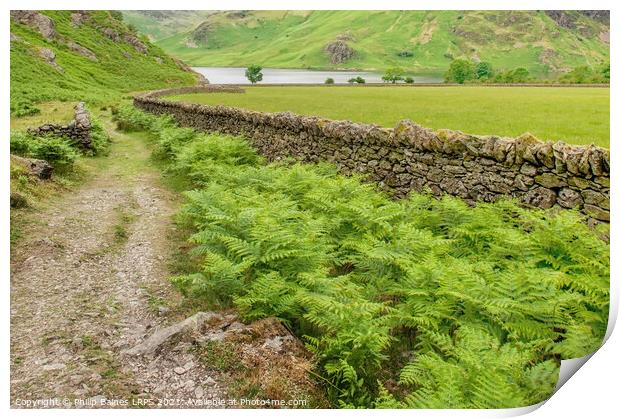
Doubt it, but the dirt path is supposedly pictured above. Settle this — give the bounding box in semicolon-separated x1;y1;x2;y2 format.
10;118;225;408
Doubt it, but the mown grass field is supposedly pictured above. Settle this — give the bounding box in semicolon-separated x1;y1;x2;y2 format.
168;86;609;148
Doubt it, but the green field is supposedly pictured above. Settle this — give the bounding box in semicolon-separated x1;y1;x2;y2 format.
168;86;610;147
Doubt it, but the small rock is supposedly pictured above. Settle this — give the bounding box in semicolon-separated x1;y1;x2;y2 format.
42;363;66;371
583;204;610;222
158;306;170;316
204;376;216;386
263;336;285;352
521;187;557;209
173;367;185;375
184;380;196;390
535;173;567;189
557;188;583;209
194;386;204;398
69;375;83;385
123;312;221;356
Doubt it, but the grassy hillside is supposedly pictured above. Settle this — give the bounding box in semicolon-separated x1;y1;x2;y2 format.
168;86;610;147
127;10;610;76
10;10;198;116
122;10;215;41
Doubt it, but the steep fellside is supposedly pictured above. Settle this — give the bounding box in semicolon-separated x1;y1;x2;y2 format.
10;10;199;116
125;10;610;76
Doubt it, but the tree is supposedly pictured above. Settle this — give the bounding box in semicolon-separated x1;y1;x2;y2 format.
382;67;405;83
325;77;335;84
476;61;493;79
348;76;366;84
245;65;263;84
404;77;415;84
508;67;530;83
601;63;610;81
444;59;476;84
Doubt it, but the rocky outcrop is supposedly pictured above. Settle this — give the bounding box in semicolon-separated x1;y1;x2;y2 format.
67;41;98;61
579;10;610;25
324;40;355;64
122;312;221;356
135;87;610;222
546;10;610;30
10;11;56;40
38;47;63;73
171;58;210;85
28;102;93;149
191;21;212;46
100;27;121;42
123;33;148;54
10;154;54;180
70;11;89;27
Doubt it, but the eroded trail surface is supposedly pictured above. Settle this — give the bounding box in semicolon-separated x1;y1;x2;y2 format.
10;121;226;408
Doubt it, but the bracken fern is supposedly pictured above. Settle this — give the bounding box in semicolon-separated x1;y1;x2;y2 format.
115;105;610;409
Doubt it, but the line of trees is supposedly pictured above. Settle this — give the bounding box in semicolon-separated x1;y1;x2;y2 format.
247;61;609;86
444;59;610;84
444;59;531;84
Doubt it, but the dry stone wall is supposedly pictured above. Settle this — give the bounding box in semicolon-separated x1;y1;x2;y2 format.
28;102;93;149
135;87;610;222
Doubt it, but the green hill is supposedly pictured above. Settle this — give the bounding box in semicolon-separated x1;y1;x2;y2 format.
10;10;198;116
122;10;215;41
124;10;610;76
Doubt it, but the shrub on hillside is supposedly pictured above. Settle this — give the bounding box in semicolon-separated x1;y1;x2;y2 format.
9;131;33;156
325;77;335;84
12;101;41;118
27;135;78;167
88;115;111;156
559;64;610;84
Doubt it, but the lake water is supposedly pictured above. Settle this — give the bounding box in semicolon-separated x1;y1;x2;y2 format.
192;67;443;85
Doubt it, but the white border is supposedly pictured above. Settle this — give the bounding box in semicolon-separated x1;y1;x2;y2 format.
2;1;617;418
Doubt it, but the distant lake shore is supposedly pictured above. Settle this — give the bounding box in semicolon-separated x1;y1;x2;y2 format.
192;67;444;85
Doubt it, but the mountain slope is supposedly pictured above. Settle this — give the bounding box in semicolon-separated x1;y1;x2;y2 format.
122;10;215;41
10;10;198;116
126;10;609;76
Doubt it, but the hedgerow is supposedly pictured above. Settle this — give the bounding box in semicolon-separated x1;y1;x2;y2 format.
114;105;610;408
